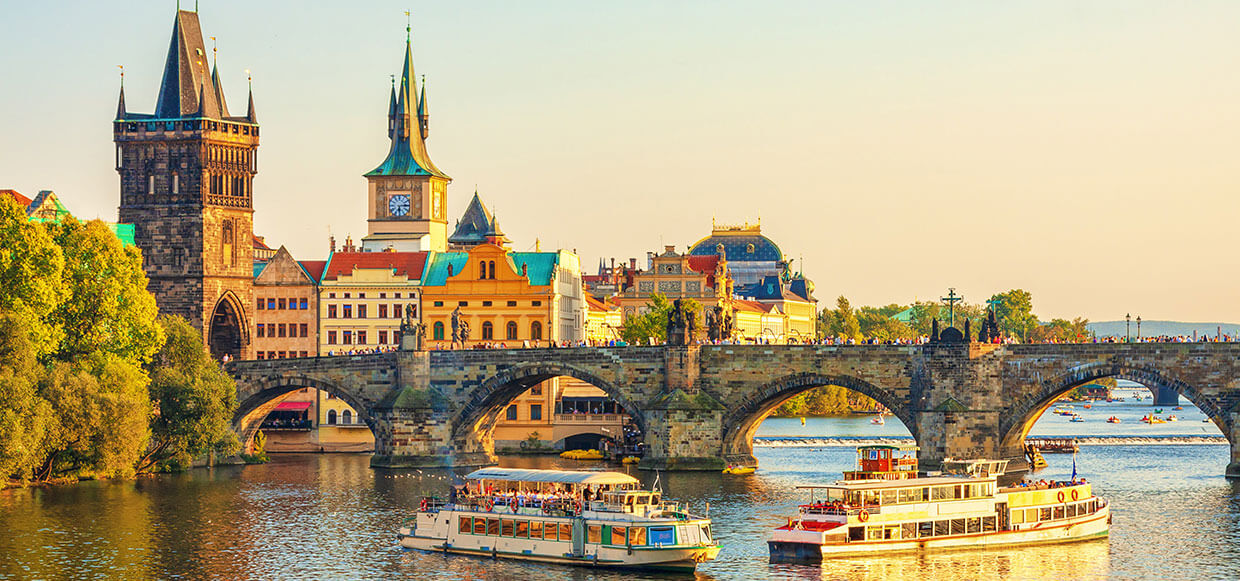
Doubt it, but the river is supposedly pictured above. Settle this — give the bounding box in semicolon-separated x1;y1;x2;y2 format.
2;397;1238;580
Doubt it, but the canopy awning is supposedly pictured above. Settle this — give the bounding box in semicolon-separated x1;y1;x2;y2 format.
274;401;313;411
465;468;639;486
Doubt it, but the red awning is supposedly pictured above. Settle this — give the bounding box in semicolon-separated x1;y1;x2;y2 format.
275;401;313;411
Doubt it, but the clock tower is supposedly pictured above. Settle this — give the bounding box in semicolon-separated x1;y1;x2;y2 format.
361;25;450;253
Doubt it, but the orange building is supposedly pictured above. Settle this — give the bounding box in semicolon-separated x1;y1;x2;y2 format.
252;247;321;359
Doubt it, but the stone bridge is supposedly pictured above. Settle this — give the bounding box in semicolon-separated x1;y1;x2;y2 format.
226;343;1240;477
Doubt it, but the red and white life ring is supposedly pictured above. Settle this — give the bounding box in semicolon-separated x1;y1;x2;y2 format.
858;510;870;522
1056;490;1065;503
483;498;494;512
1071;489;1079;501
511;501;519;513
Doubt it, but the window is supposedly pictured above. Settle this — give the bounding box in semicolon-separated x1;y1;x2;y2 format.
343;305;352;318
342;409;352;424
506;405;517;420
327;331;337;344
506;321;518;340
487;519;500;536
629;527;646;546
530;521;542;539
344;293;351;298
587;525;602;544
479;260;487;280
256;324;265;338
474;518;486;535
532;301;542;307
531;384;542;396
530;404;542;421
530;321;543;341
358;305;367;319
459;517;471;534
433;322;445;340
327;410;337;424
392;304;400;318
611;526;627;545
328;305;337;318
277;324;286;338
458;301;468;307
268;298;276;310
357;331;367;345
257;299;265;310
558;523;571;540
434;301;444;307
299;298;308;310
172;172;179;194
482;321;493;340
300;351;308;358
221;220;235;267
358;293;365;298
379;331;388;345
329;293;336;298
148;174;155;195
278;298;286;310
483;301;492;307
299;323;308;337
543;522;558;541
379;304;388;318
488;261;496;279
343;331;352;345
395;293;402;298
277;351;286;359
515;520;528;539
507;301;517;307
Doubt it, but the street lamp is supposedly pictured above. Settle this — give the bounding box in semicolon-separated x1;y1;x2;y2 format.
1136;316;1142;341
1125;313;1131;342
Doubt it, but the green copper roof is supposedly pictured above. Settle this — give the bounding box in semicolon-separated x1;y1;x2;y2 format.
365;33;448;179
507;252;559;286
421;252;469;286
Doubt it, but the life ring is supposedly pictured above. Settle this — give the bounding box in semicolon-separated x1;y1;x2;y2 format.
511;501;519;513
419;499;428;511
1057;491;1065;503
574;501;583;514
483;498;494;512
543;503;553;515
1071;489;1079;501
858;510;870;522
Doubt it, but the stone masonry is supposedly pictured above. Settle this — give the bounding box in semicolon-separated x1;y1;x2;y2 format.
226;343;1240;476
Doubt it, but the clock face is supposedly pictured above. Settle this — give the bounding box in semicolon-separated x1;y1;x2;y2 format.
388;194;410;217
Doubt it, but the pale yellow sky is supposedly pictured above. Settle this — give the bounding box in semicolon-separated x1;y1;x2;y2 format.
2;1;1237;322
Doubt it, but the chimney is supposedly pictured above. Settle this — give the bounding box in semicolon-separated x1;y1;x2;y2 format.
646;252;654;270
629;257;637;270
329;235;336;253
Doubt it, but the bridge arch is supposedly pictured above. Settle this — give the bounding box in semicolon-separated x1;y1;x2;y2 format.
233;374;373;452
999;362;1232;454
451;362;645;457
719;372;915;465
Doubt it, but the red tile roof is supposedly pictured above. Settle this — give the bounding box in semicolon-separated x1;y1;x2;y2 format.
1;189;33;208
584;295;613;312
299;260;328;281
253;234;273;251
686;255;719;274
732;299;772;313
322;251;428;281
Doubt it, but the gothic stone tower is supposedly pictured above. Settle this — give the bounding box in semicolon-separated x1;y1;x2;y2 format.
115;9;257;360
360;26;451;253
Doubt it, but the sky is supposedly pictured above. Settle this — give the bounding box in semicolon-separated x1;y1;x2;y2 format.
2;1;1238;323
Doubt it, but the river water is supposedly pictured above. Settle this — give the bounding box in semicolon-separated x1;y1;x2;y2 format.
2;395;1238;580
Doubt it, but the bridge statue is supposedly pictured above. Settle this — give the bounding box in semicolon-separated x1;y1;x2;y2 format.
226;340;1240;478
450;306;463;347
666;299;691;346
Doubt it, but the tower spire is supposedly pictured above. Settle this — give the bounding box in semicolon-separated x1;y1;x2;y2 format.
417;74;429;140
245;70;257;123
116;65;126;119
387;75;397;138
209;36;229;117
366;19;447;179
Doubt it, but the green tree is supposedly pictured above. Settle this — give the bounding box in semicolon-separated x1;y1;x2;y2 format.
990;289;1038;341
0;314;52;481
829;296;862;341
816;308;838;340
137;316;240;473
0;199;65;358
618;294;703;344
857;304;914;341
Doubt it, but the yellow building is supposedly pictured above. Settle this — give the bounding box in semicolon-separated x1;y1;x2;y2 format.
584;295;624;345
318;251;427;355
613;245;731;324
259;388;374;453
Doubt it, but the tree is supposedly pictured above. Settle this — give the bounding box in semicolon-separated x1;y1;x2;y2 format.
829;296;862;341
618;294;703;344
0;313;52;481
0;199;65;359
138;316;240;473
990;289;1038;341
857;305;915;342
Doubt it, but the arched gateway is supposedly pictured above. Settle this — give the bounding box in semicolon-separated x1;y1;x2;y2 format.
224;343;1240;477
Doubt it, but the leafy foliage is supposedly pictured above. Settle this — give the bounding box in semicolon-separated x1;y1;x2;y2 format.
619;294;702;344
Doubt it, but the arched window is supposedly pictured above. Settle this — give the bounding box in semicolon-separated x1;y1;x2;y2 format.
530;321;542;341
482;321;494;340
327;409;337;425
488;261;496;279
433;321;444;340
342;409;353;425
222;220;235;267
479;260;487;280
506;321;518;340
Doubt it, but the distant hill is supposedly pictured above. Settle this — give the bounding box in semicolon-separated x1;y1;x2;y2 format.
1085;320;1240;339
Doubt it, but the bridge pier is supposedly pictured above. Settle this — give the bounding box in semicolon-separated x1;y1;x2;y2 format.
1228;413;1240;479
1153;385;1180;407
638;346;728;471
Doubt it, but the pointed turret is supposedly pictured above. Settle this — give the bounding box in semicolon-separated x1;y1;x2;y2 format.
448;191;499;248
417;75;429;140
116;83;127;120
155;11;221;119
387;77;397;138
365;24;447;178
211;55;230;118
245;77;257;123
195;83;207;117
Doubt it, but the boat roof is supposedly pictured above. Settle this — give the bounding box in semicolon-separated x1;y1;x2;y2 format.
857;444;920;451
795;475;993;491
465;468;639;486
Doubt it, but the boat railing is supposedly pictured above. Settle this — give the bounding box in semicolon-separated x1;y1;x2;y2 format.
800;503;883;517
417;497;448;513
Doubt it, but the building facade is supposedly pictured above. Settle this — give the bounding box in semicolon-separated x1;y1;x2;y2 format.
253;247;320;359
361;27;450;253
318;251;426;354
115;9;259;360
612;245;731;323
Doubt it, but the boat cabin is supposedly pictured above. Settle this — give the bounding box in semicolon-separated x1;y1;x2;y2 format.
842;445;919;480
941;458;1009;478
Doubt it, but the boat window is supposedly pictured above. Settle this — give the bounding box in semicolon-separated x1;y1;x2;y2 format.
515;520;529;538
651;494;661;505
880;490;897;505
1053;506;1065;520
650;526;675;545
983;516;997;532
543;523;558;541
934;520;949;536
950;519;965;535
587;525;602;544
931;486;948;501
1025;508;1037;522
488;518;501;536
700;524;711;542
956;485;966;499
848;526;865;541
501;519;514;537
1067;504;1077;518
1011;510;1025;524
637;495;650;505
1039;508;1052;522
679;524;700;545
898;487;926;503
901;523;917;539
530;520;543;538
459;517;471;533
630;527;647;546
559;523;572;541
883;525;899;539
918;521;933;538
966;518;981;534
866;527;883;541
611;526;627;545
474;518;486;535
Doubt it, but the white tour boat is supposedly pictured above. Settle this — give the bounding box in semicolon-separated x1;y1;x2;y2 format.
769;446;1110;561
397;468;720;572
